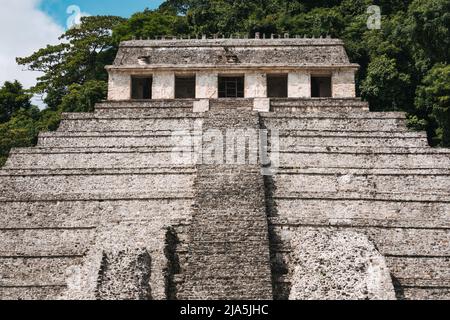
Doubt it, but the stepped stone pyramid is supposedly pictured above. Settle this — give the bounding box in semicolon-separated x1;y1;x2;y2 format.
0;38;449;300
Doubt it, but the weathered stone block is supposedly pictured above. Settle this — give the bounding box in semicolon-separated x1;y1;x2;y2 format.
288;229;396;300
152;72;175;99
193;99;210;113
288;72;311;98
196;72;218;99
108;71;130;100
332;70;356;98
245;72;267;98
253;98;271;112
96;248;152;300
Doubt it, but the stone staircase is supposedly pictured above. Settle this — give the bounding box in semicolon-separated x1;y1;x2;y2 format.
178;108;273;300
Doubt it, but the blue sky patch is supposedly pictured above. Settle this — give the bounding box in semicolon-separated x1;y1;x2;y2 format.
39;0;164;28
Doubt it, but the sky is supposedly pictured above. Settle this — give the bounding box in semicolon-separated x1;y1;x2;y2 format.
0;0;163;97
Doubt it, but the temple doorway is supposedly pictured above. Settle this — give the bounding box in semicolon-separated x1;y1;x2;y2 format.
311;76;332;97
131;76;152;99
218;75;245;98
267;74;288;98
175;75;196;99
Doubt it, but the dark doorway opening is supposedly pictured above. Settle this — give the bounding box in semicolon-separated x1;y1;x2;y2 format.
267;74;288;98
311;76;332;98
218;76;245;98
175;75;196;99
131;77;152;99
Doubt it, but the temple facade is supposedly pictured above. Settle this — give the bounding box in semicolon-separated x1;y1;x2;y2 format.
0;38;449;301
106;38;358;111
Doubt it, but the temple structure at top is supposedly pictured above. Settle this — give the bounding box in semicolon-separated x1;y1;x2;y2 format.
106;38;359;111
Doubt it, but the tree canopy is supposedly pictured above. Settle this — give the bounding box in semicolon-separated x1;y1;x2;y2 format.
16;15;125;110
0;81;32;123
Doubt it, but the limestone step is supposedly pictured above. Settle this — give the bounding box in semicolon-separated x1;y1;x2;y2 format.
0;256;83;287
400;287;450;300
61;111;200;120
55;112;408;132
267;199;450;229
4;147;449;170
0;173;194;200
209;98;254;111
11;145;446;154
63;110;404;121
277;145;449;154
0;191;194;202
94;98;369;114
275;167;450;175
36;130;429;148
271;172;450;195
0;285;66;300
37;131;198;148
95;108;197;118
279;132;429;148
0;167;196;176
95;99;194;114
0;199;192;229
269;225;450;259
57;117;200;132
3;148;194;169
0;228;94;257
262;115;407;132
96;100;195;109
263;111;406;119
271;190;448;202
386;256;450;287
278;149;450;169
270;98;370;112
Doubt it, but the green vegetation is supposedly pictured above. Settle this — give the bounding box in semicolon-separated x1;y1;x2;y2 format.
0;0;449;166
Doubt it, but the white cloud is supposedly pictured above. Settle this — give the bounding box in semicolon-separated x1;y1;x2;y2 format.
0;0;63;90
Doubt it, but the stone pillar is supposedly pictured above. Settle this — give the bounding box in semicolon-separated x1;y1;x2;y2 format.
332;70;356;98
288;72;311;98
108;71;131;101
152;72;175;99
196;72;218;99
245;72;267;98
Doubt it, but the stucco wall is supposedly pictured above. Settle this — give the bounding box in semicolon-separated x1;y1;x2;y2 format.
288;72;311;98
332;70;356;98
196;72;218;99
152;72;175;99
108;71;130;100
245;72;267;98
